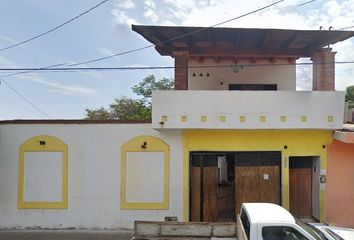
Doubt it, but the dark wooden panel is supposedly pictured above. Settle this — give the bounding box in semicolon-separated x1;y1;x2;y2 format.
191;167;201;222
290;156;313;168
229;84;277;91
217;184;235;222
203;167;218;222
235;166;259;216
259;166;280;204
289;168;312;217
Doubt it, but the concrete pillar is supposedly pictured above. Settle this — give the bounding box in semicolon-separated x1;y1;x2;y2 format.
312;50;336;91
174;52;189;90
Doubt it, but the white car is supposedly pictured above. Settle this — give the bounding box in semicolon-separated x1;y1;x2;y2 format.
309;223;354;240
237;203;354;240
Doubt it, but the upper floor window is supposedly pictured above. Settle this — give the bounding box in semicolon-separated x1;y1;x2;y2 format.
229;84;277;91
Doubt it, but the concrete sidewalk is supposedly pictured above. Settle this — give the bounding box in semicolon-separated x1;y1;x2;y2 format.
0;230;133;240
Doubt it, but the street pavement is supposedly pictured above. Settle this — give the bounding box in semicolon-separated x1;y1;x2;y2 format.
0;230;133;240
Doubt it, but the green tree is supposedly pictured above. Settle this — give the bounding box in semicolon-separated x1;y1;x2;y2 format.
345;85;354;108
109;97;151;120
85;75;174;120
85;107;111;120
132;75;174;101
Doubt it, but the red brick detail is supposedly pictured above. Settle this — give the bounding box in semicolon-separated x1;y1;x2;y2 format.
312;50;336;91
174;55;188;90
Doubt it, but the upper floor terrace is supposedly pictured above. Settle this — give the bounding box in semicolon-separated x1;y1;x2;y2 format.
133;25;354;91
134;25;354;130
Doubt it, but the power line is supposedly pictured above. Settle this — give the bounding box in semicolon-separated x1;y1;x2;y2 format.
0;96;41;116
297;0;315;7
67;0;286;67
1;61;354;73
340;25;354;30
0;0;110;52
0;77;51;118
0;0;289;79
0;63;68;78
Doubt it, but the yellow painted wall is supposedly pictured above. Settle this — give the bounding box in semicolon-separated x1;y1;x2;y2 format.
183;130;332;222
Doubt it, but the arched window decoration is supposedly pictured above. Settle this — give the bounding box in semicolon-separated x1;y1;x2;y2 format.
18;135;68;209
121;135;170;209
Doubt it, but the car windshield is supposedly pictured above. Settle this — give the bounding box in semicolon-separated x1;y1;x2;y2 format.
296;219;328;240
324;228;344;240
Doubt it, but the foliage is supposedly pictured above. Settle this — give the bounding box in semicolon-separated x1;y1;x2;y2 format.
132;75;175;101
345;85;354;108
85;107;111;120
109;97;151;120
85;75;174;120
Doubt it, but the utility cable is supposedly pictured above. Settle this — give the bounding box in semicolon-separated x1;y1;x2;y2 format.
0;77;51;118
67;0;286;67
297;0;315;7
0;0;110;52
340;25;354;30
1;61;354;73
0;63;68;78
0;0;285;78
0;96;41;116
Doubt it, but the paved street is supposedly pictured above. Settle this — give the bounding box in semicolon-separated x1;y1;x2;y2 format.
0;230;133;240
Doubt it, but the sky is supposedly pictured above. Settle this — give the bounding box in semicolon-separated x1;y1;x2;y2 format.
0;0;354;120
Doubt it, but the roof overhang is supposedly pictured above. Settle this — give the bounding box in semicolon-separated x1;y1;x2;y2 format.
334;124;354;143
132;25;354;58
334;131;354;143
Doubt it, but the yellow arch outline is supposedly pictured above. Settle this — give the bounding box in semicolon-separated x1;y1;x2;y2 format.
18;135;68;209
121;135;170;210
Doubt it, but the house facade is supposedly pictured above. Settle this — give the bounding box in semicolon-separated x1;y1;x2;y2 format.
0;26;353;229
327;127;354;227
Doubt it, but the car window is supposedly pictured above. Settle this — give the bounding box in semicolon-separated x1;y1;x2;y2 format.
262;226;308;240
241;209;251;239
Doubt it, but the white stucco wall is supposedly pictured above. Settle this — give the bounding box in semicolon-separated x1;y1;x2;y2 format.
0;123;183;230
24;152;63;202
152;91;345;130
125;152;165;203
188;58;296;90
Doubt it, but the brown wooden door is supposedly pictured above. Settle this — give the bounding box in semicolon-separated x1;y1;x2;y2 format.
235;166;259;215
191;167;201;222
259;166;280;204
289;168;312;217
203;167;218;222
190;166;218;222
235;165;280;215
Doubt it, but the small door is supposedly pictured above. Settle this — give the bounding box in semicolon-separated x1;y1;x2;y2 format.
259;166;280;204
191;167;201;221
289;168;312;217
203;167;218;222
190;153;218;222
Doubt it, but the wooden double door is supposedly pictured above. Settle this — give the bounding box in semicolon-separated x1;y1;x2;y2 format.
234;152;281;215
190;152;281;222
